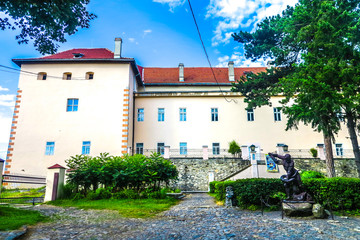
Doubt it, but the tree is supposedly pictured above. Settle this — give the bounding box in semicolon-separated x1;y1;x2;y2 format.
232;0;360;177
0;0;96;54
228;140;241;158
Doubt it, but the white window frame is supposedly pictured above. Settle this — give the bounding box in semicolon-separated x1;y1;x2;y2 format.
180;108;186;121
136;143;144;154
157;142;165;155
335;144;343;156
158;108;165;122
274;107;282;121
66;98;79;112
137;108;144;122
211;108;218;122
212;143;220;155
82;141;91;155
45;142;55;155
247;109;254;121
180;142;187;155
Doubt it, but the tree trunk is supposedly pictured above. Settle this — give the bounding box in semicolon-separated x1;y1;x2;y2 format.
346;111;360;178
324;134;336;177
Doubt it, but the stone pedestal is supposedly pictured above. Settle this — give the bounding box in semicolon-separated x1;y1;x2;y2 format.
164;146;170;159
202;145;208;160
44;164;66;202
241;145;249;160
282;201;313;217
251;158;259;178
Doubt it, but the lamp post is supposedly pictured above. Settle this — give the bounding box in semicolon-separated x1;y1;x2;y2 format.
249;145;259;178
283;144;289;152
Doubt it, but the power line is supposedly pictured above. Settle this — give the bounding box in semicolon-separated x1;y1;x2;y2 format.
186;0;237;104
0;64;90;80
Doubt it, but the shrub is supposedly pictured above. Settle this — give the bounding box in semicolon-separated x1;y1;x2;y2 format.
95;188;112;199
209;181;220;193
228;140;241;157
309;148;318;158
113;189;138;199
60;183;77;199
86;191;99;200
301;170;325;179
211;177;360;211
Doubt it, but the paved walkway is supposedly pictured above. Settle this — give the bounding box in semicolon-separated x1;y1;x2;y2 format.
22;193;360;240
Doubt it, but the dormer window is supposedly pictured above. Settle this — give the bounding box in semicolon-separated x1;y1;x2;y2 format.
86;72;94;80
63;72;72;80
37;72;47;80
72;53;84;58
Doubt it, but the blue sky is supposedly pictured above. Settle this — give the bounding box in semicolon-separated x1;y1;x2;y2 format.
0;0;298;158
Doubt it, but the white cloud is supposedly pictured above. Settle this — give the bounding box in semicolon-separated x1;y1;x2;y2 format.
216;53;270;67
153;0;186;12
207;0;298;46
0;112;12;159
0;86;9;91
128;38;136;43
0;94;15;107
144;29;152;36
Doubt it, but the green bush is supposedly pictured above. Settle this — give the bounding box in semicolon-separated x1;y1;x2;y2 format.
301;170;325;179
309;148;318;158
95;188;112;199
113;189;139;199
211;177;360;211
60;183;77;199
209;181;220;193
65;152;178;196
86;191;99;200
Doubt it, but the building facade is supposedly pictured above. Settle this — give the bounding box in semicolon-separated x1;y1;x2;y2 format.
4;39;353;177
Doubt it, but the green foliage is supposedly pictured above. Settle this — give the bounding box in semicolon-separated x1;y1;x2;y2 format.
228;140;241;157
209;181;220;193
0;0;96;54
211;177;360;211
304;178;360;211
65;152;178;196
0;206;46;230
310;148;318;158
301;170;325;179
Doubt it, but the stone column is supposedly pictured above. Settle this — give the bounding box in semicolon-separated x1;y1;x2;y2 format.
251;157;259;178
208;171;215;192
317;144;326;160
0;158;4;196
44;164;66;202
203;145;209;160
241;145;249;160
164;146;170;159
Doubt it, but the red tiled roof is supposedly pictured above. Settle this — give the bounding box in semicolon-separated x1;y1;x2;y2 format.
48;164;66;169
142;67;267;84
39;48;115;59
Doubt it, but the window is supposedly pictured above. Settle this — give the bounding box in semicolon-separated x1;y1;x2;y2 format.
180;108;186;121
213;143;220;155
158;108;165;122
157;143;165;155
67;98;79;112
63;72;72;80
274;107;282;121
335;144;343;156
136;143;144;154
247;109;254;121
137;108;144;122
180;142;187;155
211;108;218;121
82;141;91;155
37;72;47;80
336;112;345;122
86;72;94;80
45;142;55;155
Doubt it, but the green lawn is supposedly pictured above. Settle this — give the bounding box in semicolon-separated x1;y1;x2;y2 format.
48;198;180;218
0;206;47;231
1;187;45;198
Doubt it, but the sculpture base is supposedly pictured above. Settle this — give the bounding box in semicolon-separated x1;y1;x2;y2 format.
282;201;314;217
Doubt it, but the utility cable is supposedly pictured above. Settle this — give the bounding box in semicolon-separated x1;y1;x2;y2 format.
187;0;237;103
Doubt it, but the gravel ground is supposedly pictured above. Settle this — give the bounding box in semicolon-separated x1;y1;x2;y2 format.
20;193;360;240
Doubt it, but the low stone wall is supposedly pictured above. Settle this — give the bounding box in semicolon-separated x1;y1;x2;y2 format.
294;158;359;178
169;158;250;191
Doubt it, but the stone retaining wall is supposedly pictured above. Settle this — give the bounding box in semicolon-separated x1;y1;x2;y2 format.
294;158;359;178
170;158;250;191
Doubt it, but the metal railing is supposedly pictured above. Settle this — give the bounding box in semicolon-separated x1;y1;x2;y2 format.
141;148;240;158
0;196;44;205
3;173;46;185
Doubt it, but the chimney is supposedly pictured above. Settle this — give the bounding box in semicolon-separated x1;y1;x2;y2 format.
228;61;234;81
114;38;122;58
179;63;184;82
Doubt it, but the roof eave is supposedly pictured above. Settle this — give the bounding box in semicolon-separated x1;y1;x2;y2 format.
12;58;144;86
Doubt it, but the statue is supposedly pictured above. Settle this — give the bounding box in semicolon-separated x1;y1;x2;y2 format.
268;153;305;200
225;186;234;207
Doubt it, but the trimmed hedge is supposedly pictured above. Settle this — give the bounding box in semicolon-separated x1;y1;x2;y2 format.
211;178;360;210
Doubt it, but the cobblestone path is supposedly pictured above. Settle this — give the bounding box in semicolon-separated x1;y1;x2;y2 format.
22;193;360;240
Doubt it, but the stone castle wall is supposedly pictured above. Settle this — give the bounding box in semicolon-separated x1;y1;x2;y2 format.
294;158;359;178
169;158;250;191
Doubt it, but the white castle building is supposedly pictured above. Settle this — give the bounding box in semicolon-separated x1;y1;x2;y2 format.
4;38;352;178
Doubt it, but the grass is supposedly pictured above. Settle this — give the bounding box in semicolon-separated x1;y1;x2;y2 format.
1;187;45;198
0;206;47;231
48;198;180;218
